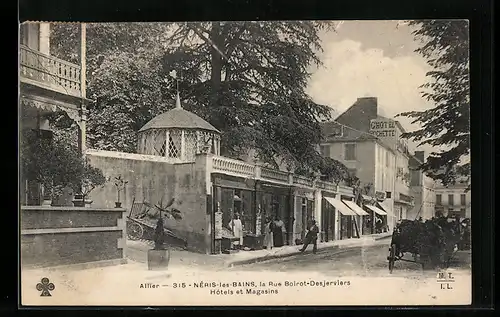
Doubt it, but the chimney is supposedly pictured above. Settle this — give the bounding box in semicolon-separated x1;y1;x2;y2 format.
355;97;378;118
336;97;378;132
415;150;425;162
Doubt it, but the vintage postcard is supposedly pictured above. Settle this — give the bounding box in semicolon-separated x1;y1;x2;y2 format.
19;20;471;306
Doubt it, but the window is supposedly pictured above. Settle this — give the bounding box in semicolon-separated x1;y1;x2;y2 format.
320;145;331;158
344;143;356;161
19;23;40;50
460;194;466;206
386;191;392;199
448;194;454;206
436;194;442;205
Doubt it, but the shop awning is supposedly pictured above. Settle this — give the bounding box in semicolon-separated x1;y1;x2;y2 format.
342;200;369;216
365;204;388;216
324;197;357;216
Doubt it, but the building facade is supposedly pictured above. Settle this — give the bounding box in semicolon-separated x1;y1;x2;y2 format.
434;180;471;219
20;22;89;205
320;97;417;231
409;151;436;220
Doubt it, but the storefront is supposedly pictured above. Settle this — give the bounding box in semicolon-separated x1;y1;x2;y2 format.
365;203;388;233
342;199;370;235
321;193;336;242
211;174;294;253
293;189;315;244
323;196;357;240
259;183;293;246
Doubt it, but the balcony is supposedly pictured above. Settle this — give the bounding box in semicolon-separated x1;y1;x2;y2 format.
19;45;82;98
397;192;415;206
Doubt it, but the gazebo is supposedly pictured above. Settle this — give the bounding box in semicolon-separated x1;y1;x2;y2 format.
137;94;221;162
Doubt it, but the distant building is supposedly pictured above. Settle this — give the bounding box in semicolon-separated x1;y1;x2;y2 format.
319;97;414;232
434;179;471;219
409;151;436;220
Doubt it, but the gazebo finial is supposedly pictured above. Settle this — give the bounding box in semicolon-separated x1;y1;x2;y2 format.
175;91;182;109
169;69;182;109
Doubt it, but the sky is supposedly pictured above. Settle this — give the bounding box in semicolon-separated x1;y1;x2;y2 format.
306;20;436;154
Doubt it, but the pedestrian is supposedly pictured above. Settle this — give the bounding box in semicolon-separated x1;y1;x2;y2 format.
228;213;244;249
273;215;285;247
299;219;319;254
375;216;383;233
263;217;274;250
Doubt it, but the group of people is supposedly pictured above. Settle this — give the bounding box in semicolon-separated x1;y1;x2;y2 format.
228;212;320;253
263;216;286;249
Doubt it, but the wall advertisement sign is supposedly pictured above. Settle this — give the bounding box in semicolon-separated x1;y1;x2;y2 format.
369;119;396;138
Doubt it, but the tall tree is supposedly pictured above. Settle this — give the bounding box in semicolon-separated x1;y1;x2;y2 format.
397;20;470;187
50;22;350;182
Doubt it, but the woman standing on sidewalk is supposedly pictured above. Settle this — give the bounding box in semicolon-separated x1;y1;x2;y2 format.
273;216;285;247
263;217;274;250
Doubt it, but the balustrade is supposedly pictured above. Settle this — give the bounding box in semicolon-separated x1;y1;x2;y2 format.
20;45;82;97
211;156;345;194
212;156;256;177
261;167;289;183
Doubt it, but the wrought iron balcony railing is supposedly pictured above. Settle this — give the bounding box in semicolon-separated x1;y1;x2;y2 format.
19;45;82;98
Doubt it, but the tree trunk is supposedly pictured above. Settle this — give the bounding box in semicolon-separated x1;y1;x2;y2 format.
210;22;224;123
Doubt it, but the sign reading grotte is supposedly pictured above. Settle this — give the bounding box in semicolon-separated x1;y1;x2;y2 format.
369;119;396;138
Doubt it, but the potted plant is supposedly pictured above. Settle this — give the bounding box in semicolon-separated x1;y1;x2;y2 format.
72;159;107;207
145;198;182;271
114;175;128;208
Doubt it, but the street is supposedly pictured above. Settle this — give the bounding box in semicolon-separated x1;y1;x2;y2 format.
230;240;472;278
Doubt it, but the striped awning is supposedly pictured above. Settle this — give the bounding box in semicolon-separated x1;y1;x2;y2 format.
324;197;357;216
365;204;388;216
342;200;369;216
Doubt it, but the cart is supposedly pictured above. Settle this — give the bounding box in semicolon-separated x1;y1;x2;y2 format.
126;199;188;249
387;218;464;273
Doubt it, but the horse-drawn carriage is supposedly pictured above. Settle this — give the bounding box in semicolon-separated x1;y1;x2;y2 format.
387;217;469;273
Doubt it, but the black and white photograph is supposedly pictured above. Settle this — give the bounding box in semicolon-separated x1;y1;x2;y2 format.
19;20;471;306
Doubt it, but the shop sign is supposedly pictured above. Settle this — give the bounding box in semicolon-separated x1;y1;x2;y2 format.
214;203;223;239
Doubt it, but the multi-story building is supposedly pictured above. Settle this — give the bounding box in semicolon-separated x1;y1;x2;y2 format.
319;97;414;232
434;179;471;219
19;22;89;205
409;151;436;220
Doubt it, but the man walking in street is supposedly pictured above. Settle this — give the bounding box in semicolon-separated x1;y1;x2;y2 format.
299;219;319;254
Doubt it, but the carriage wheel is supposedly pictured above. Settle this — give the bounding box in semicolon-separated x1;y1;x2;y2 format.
388;244;396;274
127;221;144;240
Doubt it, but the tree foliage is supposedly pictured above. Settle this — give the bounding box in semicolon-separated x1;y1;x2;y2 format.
396;20;470;187
50;22;350;181
20;130;106;200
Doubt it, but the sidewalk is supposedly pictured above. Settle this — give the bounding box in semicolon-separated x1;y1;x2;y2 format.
127;233;393;269
223;233;392;267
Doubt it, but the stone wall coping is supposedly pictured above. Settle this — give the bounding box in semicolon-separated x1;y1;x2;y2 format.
21;206;126;212
86;149;176;164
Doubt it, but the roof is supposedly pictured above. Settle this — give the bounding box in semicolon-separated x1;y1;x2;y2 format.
139;96;220;133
